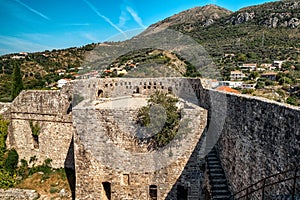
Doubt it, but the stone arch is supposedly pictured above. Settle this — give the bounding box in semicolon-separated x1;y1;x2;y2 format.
97;89;104;98
133;86;140;94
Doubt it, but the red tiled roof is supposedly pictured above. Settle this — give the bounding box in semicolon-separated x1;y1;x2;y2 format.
216;86;241;94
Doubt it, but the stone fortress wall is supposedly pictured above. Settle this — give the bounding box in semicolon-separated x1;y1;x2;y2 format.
3;77;300;199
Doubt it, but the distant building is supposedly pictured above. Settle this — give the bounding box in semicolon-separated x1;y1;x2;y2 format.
230;70;246;80
261;72;278;81
219;81;243;88
240;63;257;72
241;83;256;89
57;79;71;88
117;69;128;76
272;61;284;69
260;63;275;70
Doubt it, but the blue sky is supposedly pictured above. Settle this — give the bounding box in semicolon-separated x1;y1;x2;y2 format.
0;0;277;55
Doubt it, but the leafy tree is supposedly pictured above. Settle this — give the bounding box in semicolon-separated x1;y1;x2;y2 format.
11;61;23;100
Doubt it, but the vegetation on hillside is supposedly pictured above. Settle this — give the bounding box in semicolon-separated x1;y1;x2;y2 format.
0;44;98;102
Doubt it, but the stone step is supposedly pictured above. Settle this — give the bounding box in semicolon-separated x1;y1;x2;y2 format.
212;189;231;196
207;157;218;161
207;160;221;165
210;178;228;184
208;168;223;173
207;164;222;169
211;183;228;190
209;172;226;178
212;194;231;200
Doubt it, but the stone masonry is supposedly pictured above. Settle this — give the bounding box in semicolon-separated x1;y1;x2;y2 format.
3;77;300;199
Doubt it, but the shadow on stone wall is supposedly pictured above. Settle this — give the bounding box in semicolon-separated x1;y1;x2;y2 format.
164;128;208;200
64;136;76;200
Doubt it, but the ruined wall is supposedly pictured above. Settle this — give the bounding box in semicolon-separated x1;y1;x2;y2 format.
200;89;300;195
6;89;74;169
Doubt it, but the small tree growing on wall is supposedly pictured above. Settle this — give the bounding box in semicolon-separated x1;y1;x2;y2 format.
137;91;181;148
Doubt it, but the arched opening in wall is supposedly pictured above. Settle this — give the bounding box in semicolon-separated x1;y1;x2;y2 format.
149;185;158;200
102;182;111;200
177;185;188;200
168;86;173;94
133;86;140;94
98;89;104;98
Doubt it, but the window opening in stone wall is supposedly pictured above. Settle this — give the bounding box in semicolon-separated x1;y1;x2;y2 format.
122;174;130;185
98;90;104;98
177;185;188;200
29;120;40;149
168;87;173;94
105;84;108;87
148;86;151;89
115;83;118;86
149;185;158;200
144;86;146;89
102;182;111;200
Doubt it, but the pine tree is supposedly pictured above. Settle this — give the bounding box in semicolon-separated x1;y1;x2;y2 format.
11;61;23;100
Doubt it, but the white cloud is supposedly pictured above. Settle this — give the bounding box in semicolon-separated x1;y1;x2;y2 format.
118;10;129;27
82;33;99;43
14;0;50;20
83;0;128;39
0;35;54;54
126;6;146;29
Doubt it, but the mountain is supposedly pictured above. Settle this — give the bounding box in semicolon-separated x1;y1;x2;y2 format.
142;4;232;35
167;0;300;63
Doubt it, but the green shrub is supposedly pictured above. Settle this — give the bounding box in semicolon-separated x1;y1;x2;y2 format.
4;149;19;174
50;186;59;193
137;91;181;148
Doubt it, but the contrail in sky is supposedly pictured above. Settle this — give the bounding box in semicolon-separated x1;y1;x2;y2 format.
14;0;50;20
126;7;146;29
83;0;128;39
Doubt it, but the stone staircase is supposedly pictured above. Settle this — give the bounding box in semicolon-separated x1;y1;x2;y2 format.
206;148;231;200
